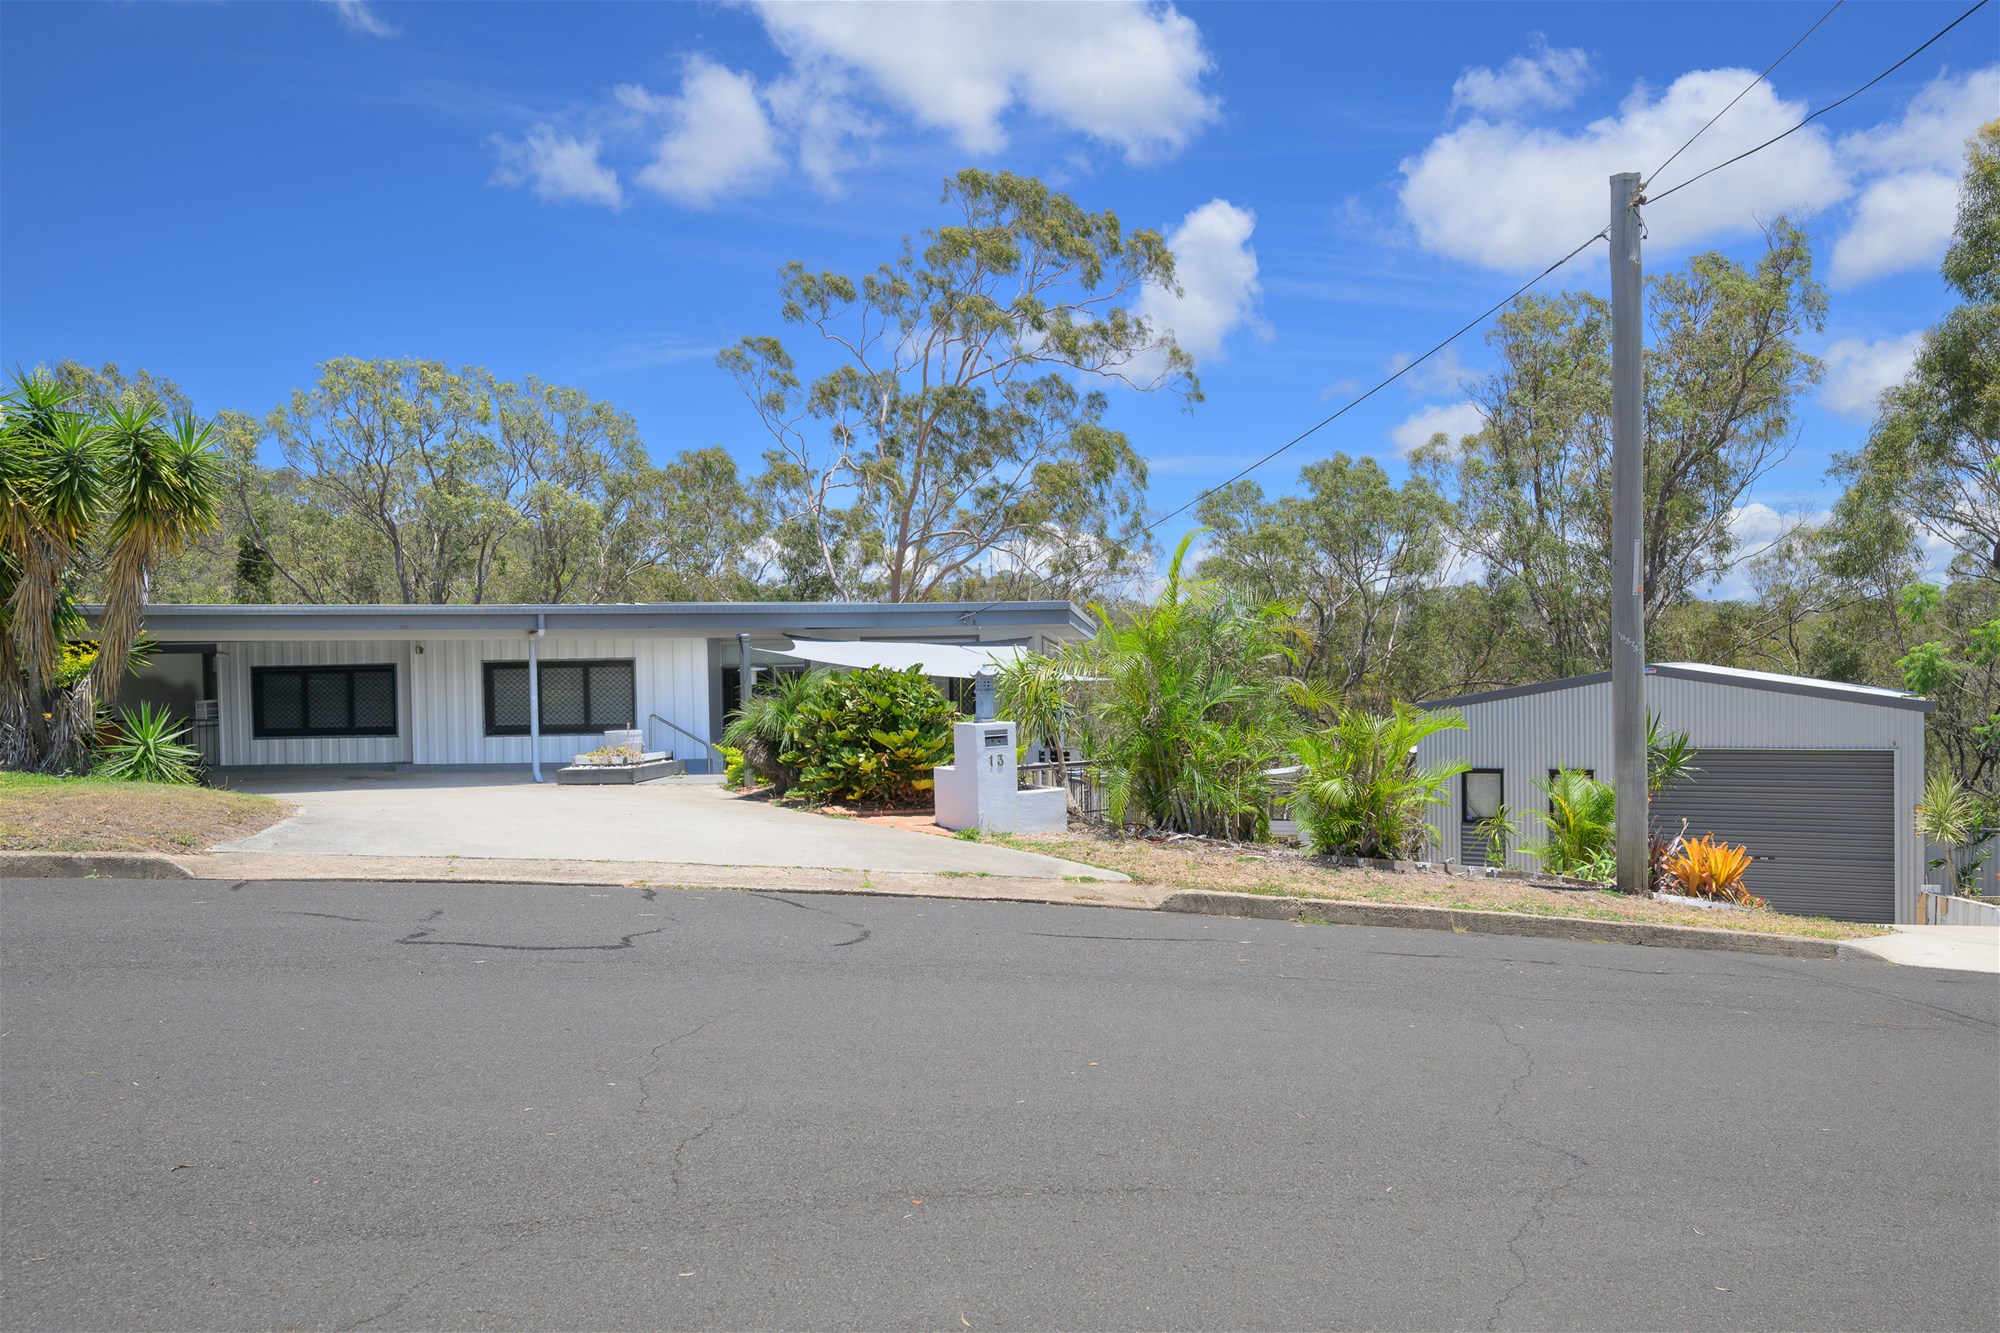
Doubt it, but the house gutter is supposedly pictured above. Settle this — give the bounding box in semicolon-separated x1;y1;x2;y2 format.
529;613;545;783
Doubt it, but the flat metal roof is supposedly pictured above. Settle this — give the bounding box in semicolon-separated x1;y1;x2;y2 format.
100;600;1095;642
1423;662;1933;713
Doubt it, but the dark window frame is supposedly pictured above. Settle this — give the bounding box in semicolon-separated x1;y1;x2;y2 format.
1548;766;1597;786
483;658;637;737
251;664;399;740
1462;768;1504;824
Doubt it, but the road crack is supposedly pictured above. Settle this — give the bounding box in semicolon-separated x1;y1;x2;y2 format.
1478;1008;1591;1332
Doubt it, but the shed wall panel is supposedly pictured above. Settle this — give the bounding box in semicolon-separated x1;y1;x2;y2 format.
216;640;414;767
408;636;709;768
1416;673;1926;921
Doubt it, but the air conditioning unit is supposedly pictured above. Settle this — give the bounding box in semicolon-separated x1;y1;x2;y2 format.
194;699;220;724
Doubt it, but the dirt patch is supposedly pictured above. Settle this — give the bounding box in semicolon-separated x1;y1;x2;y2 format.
1000;826;1889;942
0;773;291;854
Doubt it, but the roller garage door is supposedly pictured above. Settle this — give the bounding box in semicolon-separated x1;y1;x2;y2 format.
1651;749;1895;923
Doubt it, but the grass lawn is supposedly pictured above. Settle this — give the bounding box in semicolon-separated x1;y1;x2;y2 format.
1000;827;1891;942
0;772;290;855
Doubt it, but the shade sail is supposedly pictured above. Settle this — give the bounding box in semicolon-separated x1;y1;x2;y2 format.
770;638;1030;678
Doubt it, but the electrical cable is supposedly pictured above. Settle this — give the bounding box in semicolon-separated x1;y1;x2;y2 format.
1141;226;1610;535
1648;0;1991;204
1643;0;1845;189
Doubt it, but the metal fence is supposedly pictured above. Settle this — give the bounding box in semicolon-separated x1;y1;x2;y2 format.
1018;760;1109;818
1925;831;1998;899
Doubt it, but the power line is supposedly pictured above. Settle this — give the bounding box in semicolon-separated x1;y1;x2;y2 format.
1643;0;1845;189
1648;0;1991;204
1141;227;1609;536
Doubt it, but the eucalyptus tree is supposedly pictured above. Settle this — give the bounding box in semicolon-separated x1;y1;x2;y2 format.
720;169;1191;602
1833;122;1998;578
1196;453;1455;698
1419;220;1825;678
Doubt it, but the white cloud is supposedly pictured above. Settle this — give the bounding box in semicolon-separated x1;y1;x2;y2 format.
1388;345;1473;397
1820;331;1923;417
490;126;623;209
1390;401;1485;457
1830;66;1998;285
751;0;1218;163
1451;35;1592;118
326;0;397;38
1138;199;1263;362
1401;69;1846;269
632;57;785;208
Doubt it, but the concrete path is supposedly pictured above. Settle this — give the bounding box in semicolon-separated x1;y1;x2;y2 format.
220;770;1122;881
1839;924;1999;973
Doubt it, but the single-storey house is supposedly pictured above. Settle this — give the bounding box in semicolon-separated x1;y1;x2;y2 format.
107;600;1091;778
1415;663;1932;924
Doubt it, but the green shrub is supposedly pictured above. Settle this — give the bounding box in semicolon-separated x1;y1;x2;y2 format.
780;666;957;806
94;703;200;785
1293;703;1468;859
718;744;748;790
720;669;829;793
1523;769;1617;878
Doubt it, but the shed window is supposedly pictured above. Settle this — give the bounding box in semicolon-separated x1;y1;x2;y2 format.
484;659;635;736
252;665;397;739
1463;770;1503;823
1548;766;1596;785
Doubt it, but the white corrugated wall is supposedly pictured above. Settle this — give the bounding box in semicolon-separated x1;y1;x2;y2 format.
1414;675;1927;921
408;635;708;768
215;639;415;767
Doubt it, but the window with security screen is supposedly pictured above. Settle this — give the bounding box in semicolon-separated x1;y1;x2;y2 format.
483;659;636;736
252;665;398;739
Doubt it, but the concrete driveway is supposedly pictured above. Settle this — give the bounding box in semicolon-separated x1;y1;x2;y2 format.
219;771;1117;879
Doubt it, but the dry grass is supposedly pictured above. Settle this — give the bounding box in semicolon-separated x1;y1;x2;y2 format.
1001;827;1890;942
0;772;291;854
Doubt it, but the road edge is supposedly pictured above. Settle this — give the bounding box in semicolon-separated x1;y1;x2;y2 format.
1158;888;1854;960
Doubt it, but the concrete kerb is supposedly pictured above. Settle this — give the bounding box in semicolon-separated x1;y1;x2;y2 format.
2;851;1868;960
0;851;192;880
1158;888;1856;961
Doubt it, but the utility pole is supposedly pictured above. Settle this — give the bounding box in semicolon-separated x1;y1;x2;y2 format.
1610;171;1649;896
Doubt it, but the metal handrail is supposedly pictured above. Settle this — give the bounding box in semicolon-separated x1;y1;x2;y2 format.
648;713;725;769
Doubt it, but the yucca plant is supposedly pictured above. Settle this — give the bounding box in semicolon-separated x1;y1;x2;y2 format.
94;702;201;785
1292;703;1469;860
1915;772;1990;894
1663;834;1765;907
1523;768;1617;878
1;369;225;774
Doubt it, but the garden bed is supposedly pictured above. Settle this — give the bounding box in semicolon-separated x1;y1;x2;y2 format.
997;825;1888;942
0;772;290;854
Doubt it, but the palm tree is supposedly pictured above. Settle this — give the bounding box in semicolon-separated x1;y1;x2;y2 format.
1;369;224;772
1071;532;1316;839
1292;703;1470;860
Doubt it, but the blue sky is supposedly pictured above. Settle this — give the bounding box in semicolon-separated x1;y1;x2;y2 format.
3;1;1994;588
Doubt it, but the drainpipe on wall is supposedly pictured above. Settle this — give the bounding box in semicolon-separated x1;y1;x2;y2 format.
737;632;752;711
529;614;546;783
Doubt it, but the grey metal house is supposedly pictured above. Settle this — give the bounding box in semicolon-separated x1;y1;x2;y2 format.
1415;663;1932;924
112;600;1091;778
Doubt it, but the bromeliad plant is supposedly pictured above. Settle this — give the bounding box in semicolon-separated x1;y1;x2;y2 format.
780;666;958;807
1663;834;1764;907
1292;703;1469;860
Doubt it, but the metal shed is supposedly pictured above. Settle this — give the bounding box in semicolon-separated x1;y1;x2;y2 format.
1415;664;1932;924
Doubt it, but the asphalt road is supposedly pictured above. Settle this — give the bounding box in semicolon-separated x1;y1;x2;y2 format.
2;878;1995;1333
